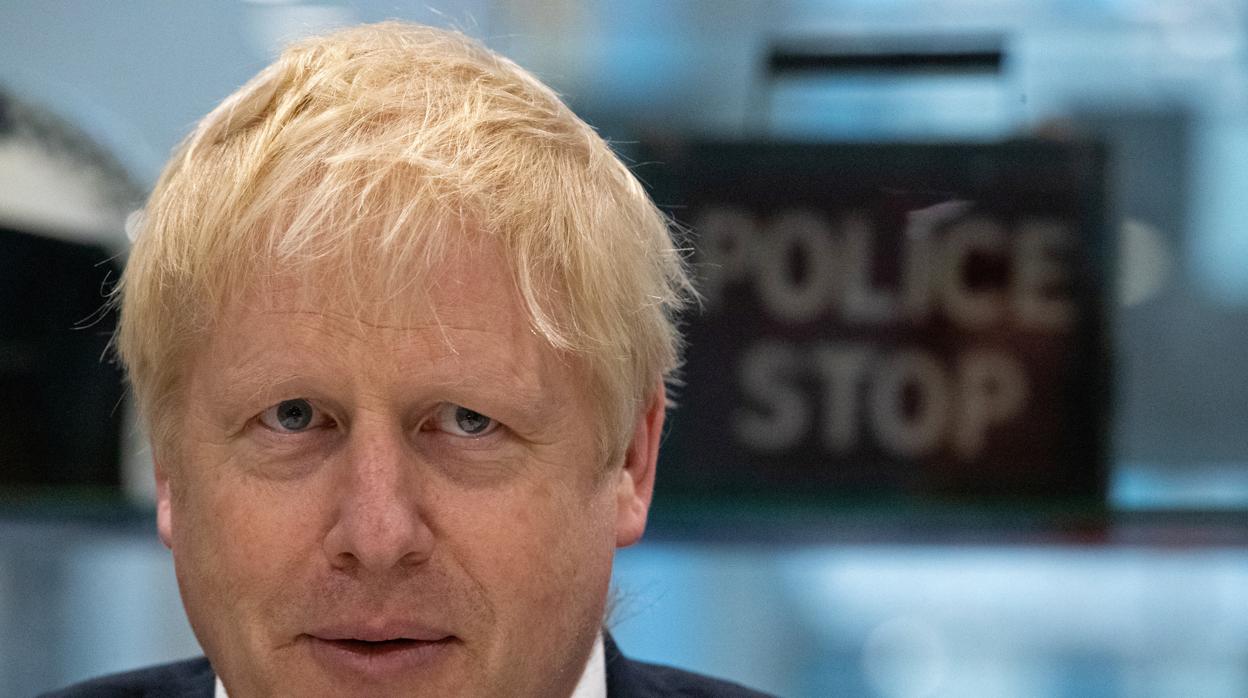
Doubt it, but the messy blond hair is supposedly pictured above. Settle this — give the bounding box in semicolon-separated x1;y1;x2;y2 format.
116;21;692;464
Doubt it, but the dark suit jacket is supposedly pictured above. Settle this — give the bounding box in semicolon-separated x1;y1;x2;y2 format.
39;635;775;697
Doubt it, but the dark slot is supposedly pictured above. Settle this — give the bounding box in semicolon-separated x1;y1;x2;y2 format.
767;35;1005;76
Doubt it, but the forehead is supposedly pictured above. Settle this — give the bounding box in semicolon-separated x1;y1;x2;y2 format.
282;244;517;337
194;238;575;404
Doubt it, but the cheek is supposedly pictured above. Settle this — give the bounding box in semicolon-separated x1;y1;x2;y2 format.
171;466;324;620
447;475;618;612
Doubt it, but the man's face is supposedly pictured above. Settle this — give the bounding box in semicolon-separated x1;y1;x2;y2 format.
156;239;659;697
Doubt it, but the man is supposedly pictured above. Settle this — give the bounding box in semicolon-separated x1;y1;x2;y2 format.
43;21;773;698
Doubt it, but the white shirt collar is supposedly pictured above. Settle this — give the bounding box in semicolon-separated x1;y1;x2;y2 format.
571;633;608;698
214;633;607;698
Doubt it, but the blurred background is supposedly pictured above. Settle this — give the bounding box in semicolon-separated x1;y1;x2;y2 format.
2;1;1248;696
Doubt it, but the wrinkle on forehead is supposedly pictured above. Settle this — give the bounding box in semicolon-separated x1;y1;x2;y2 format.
191;241;594;434
237;233;524;332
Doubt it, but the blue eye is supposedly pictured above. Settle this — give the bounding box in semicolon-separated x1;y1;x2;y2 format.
260;398;320;432
454;407;491;435
434;404;498;437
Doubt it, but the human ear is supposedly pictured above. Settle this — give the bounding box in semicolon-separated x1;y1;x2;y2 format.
614;384;664;548
155;461;174;549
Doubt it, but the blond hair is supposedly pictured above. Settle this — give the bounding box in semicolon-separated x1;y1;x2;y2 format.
116;21;693;463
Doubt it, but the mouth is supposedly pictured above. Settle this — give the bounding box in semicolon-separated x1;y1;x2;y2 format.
321;636;451;654
306;634;457;677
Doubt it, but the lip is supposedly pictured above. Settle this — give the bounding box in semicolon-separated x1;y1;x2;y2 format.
304;623;457;678
309;621;454;643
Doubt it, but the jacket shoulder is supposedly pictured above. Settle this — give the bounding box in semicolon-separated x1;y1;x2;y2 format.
37;657;215;698
604;637;776;698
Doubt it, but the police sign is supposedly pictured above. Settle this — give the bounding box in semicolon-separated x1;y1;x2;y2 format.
650;141;1110;503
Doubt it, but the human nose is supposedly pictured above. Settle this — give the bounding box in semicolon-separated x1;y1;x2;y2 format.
322;420;434;572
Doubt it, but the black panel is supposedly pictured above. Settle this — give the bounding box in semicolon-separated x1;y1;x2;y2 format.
0;227;123;487
646;140;1111;506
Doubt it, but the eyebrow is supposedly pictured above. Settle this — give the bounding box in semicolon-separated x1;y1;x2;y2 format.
204;334;565;433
